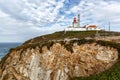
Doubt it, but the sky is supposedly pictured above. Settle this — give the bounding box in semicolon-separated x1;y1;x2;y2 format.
0;0;120;42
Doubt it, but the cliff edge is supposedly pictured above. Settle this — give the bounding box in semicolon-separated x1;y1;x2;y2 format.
0;31;120;80
0;39;119;80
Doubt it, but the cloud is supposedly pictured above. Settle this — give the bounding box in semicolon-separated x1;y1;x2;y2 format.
0;9;66;42
0;0;120;42
0;0;66;26
0;0;67;42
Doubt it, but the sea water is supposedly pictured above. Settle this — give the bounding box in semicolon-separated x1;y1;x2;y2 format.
0;43;21;59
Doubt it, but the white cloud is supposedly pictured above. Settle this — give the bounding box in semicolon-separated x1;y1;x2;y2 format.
0;0;66;26
0;0;120;42
0;0;67;42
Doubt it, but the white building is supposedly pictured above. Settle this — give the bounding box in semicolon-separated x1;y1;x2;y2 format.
65;27;86;31
65;14;101;31
86;25;101;31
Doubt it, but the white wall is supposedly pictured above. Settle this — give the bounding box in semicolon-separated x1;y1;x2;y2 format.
65;28;86;31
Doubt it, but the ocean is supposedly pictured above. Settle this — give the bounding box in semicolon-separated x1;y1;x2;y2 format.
0;43;22;59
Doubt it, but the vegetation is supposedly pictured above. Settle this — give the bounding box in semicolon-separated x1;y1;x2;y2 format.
23;30;120;45
0;31;120;80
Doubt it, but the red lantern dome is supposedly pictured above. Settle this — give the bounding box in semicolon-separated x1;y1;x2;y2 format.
73;17;77;23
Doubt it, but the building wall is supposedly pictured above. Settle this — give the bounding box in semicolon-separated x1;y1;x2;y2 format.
73;22;78;27
87;27;101;30
65;27;86;31
87;28;96;30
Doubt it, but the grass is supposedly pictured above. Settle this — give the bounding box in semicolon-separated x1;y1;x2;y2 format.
23;30;120;45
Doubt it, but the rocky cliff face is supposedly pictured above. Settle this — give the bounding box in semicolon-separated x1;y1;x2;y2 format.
0;40;118;80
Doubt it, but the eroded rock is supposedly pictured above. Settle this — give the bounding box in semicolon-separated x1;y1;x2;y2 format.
0;41;118;80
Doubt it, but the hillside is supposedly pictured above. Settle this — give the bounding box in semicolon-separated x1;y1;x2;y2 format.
0;31;120;80
23;31;120;45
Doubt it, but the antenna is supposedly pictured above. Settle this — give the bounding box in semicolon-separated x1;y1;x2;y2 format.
78;14;80;27
108;21;110;31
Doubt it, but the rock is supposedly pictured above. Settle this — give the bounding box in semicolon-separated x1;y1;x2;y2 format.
0;40;118;80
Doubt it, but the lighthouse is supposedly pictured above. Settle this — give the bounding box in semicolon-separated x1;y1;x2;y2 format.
72;14;80;28
72;17;78;27
65;13;101;31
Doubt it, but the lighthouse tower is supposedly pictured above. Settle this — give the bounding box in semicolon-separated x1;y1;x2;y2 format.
72;17;78;27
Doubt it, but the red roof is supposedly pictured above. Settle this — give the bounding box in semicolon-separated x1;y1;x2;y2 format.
87;25;97;28
68;26;73;28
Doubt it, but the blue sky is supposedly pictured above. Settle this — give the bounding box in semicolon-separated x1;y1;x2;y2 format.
0;0;120;42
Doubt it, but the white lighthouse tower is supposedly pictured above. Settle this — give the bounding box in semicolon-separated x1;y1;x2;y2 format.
72;17;78;27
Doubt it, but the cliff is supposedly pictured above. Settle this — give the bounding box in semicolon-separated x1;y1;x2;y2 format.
0;31;120;80
0;38;119;80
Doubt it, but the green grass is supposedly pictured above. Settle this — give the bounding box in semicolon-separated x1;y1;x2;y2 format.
23;31;96;44
23;31;120;45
